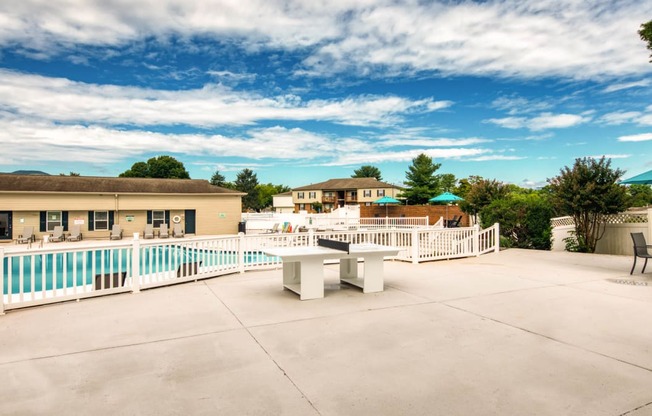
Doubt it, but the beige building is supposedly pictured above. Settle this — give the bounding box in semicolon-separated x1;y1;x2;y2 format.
292;178;402;213
0;175;244;242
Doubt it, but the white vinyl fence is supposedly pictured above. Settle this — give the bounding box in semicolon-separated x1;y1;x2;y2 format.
1;224;499;313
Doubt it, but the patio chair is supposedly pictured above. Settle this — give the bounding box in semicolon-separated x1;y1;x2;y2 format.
109;224;123;240
173;223;184;238
159;223;169;238
144;224;155;239
630;232;652;274
446;216;462;228
49;226;65;242
16;226;35;244
66;224;82;242
265;223;280;233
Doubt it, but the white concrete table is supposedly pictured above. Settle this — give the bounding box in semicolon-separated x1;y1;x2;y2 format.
263;244;399;300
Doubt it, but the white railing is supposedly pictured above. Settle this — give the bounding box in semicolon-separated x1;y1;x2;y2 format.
1;224;499;313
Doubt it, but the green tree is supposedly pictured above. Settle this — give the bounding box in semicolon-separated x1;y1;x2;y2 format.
459;177;509;221
210;170;227;187
640;20;652;62
438;173;457;192
480;192;553;250
401;153;441;204
59;172;80;176
627;184;652;207
256;183;291;210
547;157;627;253
119;156;190;179
352;165;383;181
235;168;260;211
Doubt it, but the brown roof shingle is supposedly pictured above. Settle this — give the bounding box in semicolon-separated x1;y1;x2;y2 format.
293;178;401;191
0;174;243;195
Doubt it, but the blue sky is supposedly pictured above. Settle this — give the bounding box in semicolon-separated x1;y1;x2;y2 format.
1;0;651;189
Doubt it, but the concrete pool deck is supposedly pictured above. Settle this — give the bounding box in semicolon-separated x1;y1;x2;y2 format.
1;249;651;415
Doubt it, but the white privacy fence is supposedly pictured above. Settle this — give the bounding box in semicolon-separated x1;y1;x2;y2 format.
551;209;651;255
1;224;499;313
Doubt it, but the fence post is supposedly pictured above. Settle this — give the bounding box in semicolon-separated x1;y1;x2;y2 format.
426;216;429;228
131;236;141;293
494;223;500;253
0;247;4;315
238;232;246;274
411;228;419;264
308;228;315;246
473;224;480;257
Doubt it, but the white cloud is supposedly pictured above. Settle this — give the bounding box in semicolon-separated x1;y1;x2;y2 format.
603;80;651;93
586;154;631;159
599;111;642;125
491;96;553;115
484;113;589;131
0;69;449;127
0;118;500;168
617;133;652;142
1;1;650;80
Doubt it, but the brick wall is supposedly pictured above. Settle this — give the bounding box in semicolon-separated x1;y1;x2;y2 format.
359;204;468;226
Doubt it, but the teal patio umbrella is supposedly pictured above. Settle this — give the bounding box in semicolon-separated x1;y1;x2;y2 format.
374;196;400;216
621;169;652;185
429;192;464;226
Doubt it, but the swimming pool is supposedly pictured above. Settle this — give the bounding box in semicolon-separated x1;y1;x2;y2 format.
3;246;277;295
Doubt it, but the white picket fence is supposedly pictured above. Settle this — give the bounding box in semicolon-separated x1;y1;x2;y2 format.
1;224;499;313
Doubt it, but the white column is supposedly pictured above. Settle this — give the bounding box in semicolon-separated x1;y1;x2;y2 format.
411;228;419;264
473;224;480;257
131;237;140;293
238;232;246;274
494;223;501;253
0;247;4;315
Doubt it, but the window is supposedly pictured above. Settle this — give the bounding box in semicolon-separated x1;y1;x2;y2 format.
308;191;316;199
94;211;109;231
47;211;62;231
297;192;305;199
377;189;385;197
152;210;166;227
299;203;306;210
363;190;371;197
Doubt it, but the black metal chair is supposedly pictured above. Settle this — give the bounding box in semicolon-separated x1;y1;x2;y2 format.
630;233;652;274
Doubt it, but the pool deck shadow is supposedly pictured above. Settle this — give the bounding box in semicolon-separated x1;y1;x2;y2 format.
1;249;651;415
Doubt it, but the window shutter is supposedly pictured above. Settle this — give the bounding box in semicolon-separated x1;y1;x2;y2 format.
109;211;115;228
39;211;46;232
165;210;170;225
88;211;95;231
147;210;152;224
62;211;69;231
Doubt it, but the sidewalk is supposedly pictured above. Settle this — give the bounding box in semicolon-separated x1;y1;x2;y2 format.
1;249;651;415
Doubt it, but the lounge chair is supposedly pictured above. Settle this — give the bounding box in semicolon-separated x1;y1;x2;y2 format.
176;261;202;278
109;224;123;240
173;223;184;238
630;233;652;274
265;223;280;233
16;226;35;244
159;223;169;238
94;271;127;290
49;226;65;242
66;224;82;241
144;224;155;239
